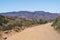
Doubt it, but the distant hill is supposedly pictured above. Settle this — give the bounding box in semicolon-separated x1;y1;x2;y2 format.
0;11;60;21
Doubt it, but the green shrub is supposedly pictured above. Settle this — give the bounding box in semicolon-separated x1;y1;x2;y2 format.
0;15;5;26
52;17;60;32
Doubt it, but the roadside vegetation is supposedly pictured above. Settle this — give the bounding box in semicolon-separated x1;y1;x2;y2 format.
51;16;60;32
0;14;49;40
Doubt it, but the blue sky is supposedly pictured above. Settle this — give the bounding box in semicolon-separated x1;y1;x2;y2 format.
0;0;60;13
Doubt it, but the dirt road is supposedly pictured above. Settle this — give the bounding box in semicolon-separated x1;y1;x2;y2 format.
6;23;60;40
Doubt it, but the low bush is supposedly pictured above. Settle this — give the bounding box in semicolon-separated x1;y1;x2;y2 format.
52;17;60;32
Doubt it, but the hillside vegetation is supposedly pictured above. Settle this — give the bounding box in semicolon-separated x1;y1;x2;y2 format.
0;15;48;32
52;16;60;32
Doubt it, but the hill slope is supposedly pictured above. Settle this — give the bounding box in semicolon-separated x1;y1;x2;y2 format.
6;23;60;40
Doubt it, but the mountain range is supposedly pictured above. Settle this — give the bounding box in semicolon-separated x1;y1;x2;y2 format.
0;11;60;21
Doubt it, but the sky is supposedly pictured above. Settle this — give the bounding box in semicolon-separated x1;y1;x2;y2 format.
0;0;60;13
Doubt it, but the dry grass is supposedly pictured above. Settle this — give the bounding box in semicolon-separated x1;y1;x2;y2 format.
0;31;3;40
